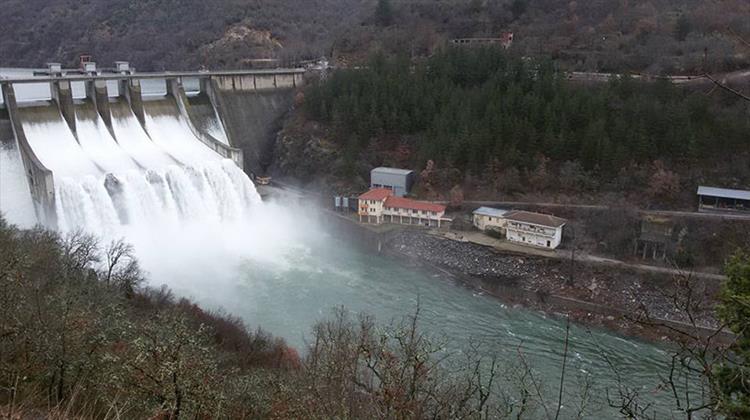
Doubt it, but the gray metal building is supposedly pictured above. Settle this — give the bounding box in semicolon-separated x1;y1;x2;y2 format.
370;167;415;197
697;186;750;213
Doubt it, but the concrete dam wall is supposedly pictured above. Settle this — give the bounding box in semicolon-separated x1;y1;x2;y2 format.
208;73;301;175
0;67;304;229
212;89;294;175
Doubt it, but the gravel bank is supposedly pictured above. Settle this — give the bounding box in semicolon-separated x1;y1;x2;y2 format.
384;230;720;336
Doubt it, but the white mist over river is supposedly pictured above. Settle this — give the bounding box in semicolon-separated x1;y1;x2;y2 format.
0;76;686;418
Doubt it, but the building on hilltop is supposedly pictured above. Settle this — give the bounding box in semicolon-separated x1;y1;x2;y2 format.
472;207;510;233
370;167;415;197
504;211;566;249
450;32;514;49
697;186;750;214
358;188;447;227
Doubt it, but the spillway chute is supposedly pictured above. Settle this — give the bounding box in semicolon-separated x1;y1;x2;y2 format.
6;87;261;237
74;100;141;173
18;105;104;178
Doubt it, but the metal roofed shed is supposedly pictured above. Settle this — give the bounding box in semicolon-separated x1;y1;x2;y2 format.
504;211;567;228
697;186;750;213
370;167;415;197
473;207;510;218
472;207;511;233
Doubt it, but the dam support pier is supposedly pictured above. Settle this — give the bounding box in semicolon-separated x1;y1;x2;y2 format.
51;80;76;137
0;83;56;227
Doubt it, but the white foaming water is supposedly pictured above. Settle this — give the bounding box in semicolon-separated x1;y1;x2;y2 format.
207;110;229;144
52;160;261;235
22;117;103;178
110;102;178;169
13;99;268;291
0;144;38;228
75;110;140;173
144;111;220;166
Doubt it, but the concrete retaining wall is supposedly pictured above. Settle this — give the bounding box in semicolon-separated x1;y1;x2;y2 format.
0;83;56;227
207;79;295;176
320;210;389;253
213;73;302;92
0;108;13;146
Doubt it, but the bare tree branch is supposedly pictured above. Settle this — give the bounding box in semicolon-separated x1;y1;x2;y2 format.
728;28;750;49
704;73;750;102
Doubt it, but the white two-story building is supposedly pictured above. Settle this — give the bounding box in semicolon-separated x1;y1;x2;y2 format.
504;211;566;249
358;188;392;224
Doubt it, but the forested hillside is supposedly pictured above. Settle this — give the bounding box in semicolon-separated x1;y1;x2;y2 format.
2;0;748;73
342;0;750;73
0;0;372;70
283;47;750;205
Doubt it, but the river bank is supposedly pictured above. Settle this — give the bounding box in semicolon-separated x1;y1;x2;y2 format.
319;209;726;344
383;230;728;343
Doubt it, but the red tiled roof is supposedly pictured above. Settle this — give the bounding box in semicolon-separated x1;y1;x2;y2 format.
358;188;394;201
384;196;446;213
504;211;566;228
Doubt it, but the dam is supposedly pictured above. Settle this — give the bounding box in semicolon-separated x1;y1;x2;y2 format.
0;63;303;229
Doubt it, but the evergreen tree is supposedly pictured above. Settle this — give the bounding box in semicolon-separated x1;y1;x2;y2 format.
716;251;750;418
375;0;393;27
510;0;528;20
674;14;692;42
304;48;750;184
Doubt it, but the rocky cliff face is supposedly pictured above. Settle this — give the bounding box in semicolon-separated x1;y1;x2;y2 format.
271;114;369;194
199;25;284;68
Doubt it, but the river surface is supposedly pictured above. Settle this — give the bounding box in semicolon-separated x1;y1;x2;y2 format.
151;206;679;419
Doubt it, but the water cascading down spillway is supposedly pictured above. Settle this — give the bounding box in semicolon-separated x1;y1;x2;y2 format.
16;81;261;237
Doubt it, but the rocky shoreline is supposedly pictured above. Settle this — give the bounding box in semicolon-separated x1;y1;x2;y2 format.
381;230;723;344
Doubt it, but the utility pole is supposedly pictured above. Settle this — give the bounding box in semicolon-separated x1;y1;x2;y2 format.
567;225;576;286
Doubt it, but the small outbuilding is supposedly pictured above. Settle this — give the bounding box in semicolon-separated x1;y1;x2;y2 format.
697;186;750;213
504;211;566;249
634;215;674;260
472;207;510;233
370;167;415;197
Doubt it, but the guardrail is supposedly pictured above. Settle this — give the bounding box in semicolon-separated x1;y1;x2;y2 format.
0;68;306;84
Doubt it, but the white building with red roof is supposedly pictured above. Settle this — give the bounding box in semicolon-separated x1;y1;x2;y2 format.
358;188;447;227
